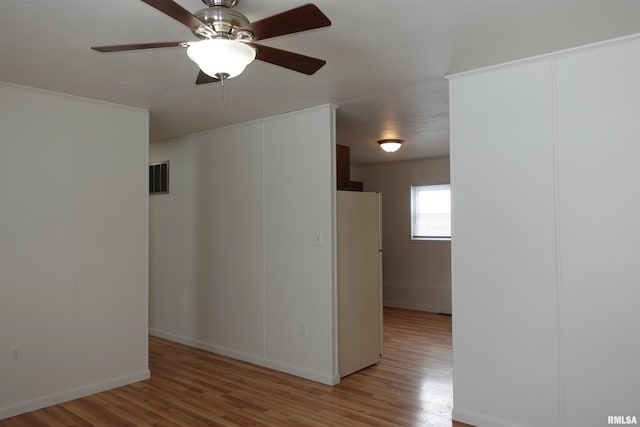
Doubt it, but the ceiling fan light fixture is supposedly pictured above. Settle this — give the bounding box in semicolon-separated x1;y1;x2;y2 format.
378;139;404;153
187;39;256;79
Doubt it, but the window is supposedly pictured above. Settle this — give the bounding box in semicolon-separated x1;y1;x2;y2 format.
411;184;451;240
149;161;169;195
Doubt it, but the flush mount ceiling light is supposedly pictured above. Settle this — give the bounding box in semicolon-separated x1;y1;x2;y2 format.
378;139;404;153
186;39;256;81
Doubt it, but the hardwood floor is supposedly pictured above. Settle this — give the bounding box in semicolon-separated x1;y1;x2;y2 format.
2;307;470;426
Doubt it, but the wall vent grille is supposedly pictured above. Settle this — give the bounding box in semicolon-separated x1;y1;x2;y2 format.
149;161;169;195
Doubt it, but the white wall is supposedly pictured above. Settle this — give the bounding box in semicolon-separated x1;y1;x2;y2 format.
450;60;560;427
353;157;451;313
150;105;338;385
0;82;149;419
555;37;640;427
449;35;640;427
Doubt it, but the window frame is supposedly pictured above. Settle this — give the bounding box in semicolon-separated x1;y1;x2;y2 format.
410;184;452;241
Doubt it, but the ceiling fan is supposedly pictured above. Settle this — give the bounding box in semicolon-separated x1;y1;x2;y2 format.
92;0;331;85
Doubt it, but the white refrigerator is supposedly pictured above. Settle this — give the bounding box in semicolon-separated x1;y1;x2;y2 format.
337;190;383;377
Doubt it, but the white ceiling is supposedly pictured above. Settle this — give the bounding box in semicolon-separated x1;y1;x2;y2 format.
2;0;640;163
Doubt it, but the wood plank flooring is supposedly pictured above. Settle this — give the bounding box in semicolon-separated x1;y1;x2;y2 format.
2;307;470;426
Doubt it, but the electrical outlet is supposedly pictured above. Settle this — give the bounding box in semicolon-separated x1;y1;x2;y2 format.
11;345;22;364
313;232;322;247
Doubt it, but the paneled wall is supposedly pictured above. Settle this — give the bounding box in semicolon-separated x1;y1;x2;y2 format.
449;35;640;426
149;105;338;385
353;157;451;313
0;83;149;419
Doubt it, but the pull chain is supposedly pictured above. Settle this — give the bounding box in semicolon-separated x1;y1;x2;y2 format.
221;77;226;113
216;73;229;113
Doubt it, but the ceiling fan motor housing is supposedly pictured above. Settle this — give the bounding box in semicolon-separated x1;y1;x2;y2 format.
201;0;238;7
195;0;249;38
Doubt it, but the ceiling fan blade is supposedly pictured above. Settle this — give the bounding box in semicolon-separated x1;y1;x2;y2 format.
195;70;220;85
140;0;206;30
249;43;326;75
91;41;188;52
238;4;331;41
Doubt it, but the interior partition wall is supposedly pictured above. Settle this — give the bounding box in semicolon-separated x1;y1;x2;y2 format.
149;105;338;386
0;82;149;419
449;34;640;427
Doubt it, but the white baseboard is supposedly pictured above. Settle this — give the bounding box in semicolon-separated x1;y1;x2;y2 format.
453;408;515;427
0;369;150;420
259;357;340;386
383;300;452;315
149;328;339;386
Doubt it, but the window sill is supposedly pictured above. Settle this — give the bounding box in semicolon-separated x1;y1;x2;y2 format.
410;237;451;242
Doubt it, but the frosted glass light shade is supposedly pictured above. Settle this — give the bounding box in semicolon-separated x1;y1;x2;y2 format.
187;39;256;79
378;139;404;153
